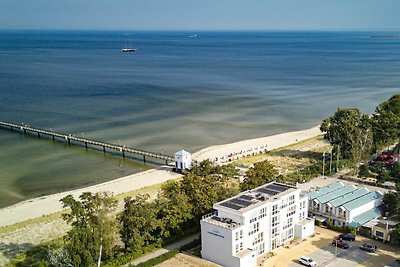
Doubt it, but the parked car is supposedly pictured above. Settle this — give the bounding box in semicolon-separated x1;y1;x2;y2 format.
360;243;377;252
332;239;349;249
299;256;317;266
338;233;356;241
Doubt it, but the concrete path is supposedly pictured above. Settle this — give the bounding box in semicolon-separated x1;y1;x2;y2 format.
125;234;200;266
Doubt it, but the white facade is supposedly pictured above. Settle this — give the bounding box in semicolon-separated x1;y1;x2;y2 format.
174;149;192;170
307;183;383;227
201;182;314;267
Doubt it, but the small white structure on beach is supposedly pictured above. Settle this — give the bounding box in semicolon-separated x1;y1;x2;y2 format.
175;149;192;171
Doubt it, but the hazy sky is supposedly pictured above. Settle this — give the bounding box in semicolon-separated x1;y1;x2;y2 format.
1;0;399;31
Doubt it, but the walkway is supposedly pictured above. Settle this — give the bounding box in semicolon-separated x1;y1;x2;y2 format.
125;234;200;266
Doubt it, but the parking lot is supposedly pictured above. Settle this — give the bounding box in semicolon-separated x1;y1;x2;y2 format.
260;227;400;267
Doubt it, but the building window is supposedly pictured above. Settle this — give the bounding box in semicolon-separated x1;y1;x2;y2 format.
235;244;239;253
271;227;279;237
259;207;267;219
289;195;295;205
240;242;243;251
240;230;243;239
235;231;239;241
376;231;384;238
271;216;279;227
249;222;260;235
259;243;265;254
250;211;257;223
253;232;264;245
287;205;296;217
272;204;278;215
287;228;294;239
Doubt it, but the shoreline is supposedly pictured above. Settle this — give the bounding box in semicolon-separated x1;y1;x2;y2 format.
0;126;322;227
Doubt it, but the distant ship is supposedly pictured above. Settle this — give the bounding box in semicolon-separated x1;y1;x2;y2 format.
122;48;136;53
189;34;198;38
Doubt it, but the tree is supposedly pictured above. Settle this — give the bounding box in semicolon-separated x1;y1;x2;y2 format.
382;191;400;217
320;108;373;170
157;180;193;238
240;160;278;191
181;173;227;218
60;192;117;266
119;194;160;252
372;94;400;149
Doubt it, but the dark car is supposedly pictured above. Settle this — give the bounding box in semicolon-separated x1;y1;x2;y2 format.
338;233;356;241
360;243;377;252
332;239;349;249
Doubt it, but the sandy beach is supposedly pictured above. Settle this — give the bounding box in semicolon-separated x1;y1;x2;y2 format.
0;126;321;228
192;125;322;163
0;168;182;227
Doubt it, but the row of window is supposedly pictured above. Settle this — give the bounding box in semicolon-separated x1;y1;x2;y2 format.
248;222;260;235
235;242;243;253
235;230;243;241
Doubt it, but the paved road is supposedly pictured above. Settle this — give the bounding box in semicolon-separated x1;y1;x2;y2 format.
124;234;200;266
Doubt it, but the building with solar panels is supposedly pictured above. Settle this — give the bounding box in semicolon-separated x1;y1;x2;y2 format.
200;182;314;267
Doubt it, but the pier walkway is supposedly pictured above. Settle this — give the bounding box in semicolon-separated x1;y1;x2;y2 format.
0;120;174;164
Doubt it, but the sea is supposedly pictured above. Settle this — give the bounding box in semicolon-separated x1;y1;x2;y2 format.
0;30;399;208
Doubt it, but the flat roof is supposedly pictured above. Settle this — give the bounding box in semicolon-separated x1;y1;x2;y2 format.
316;185;357;204
329;188;370;207
307;182;344;200
343;191;383;211
217;182;296;211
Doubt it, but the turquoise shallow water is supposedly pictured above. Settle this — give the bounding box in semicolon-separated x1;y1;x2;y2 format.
0;31;399;208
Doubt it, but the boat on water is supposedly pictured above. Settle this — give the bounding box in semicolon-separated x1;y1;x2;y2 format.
122;48;136;53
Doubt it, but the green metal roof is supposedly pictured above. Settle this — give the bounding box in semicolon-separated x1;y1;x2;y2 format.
347;206;383;228
343;191;383;211
329;188;370;207
316;185;357;204
307;182;344;200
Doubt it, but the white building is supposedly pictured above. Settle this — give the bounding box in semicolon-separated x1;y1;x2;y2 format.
307;182;383;227
174;149;191;171
201;182;314;267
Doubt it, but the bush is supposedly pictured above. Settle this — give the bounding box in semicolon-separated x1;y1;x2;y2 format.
327;222;356;234
314;219;322;226
103;243;161;267
358;164;370;178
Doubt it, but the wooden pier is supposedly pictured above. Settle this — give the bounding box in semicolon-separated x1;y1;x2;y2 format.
0;120;174;164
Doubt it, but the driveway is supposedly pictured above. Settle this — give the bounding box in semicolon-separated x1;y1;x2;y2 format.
261;227;399;267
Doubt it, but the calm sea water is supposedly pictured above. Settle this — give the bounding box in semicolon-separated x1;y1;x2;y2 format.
0;31;399;208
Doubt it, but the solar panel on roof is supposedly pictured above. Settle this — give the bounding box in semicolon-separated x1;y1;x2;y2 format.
220;202;242;210
230;198;252;207
257;188;279;195
265;183;289;192
239;195;254;201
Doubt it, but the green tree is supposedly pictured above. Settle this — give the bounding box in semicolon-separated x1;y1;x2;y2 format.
240;160;278;191
320;108;372;170
181;173;226;218
372;94;400;149
157;180;194;238
119;194;160;252
60;192;117;267
382;191;400;217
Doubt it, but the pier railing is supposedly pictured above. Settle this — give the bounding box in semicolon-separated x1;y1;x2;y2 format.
0;120;174;164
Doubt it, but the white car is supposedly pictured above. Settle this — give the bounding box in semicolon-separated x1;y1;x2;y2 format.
299;256;317;266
